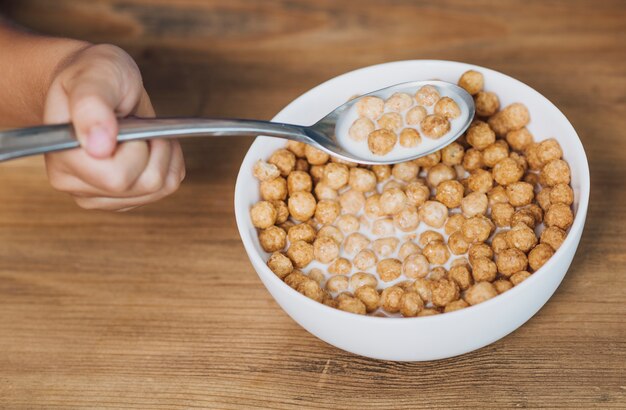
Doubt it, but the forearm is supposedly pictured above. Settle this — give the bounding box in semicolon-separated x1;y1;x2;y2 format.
0;18;88;127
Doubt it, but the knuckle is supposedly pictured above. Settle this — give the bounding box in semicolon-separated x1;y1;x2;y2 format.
140;169;166;193
103;171;134;194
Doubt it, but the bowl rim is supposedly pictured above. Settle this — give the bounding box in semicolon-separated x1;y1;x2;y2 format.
234;59;590;324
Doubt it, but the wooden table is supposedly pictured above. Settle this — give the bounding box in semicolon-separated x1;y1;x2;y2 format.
0;1;624;408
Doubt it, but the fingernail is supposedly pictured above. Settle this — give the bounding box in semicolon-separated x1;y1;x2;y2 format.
86;125;113;158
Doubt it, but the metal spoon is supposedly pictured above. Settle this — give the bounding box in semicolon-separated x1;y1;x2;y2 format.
0;80;474;165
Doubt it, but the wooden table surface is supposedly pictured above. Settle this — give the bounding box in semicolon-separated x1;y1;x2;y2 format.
0;1;625;408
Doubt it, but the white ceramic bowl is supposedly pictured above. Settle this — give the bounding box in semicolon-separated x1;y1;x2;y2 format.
234;60;589;361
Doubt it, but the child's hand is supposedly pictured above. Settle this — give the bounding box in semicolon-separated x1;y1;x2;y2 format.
43;44;185;211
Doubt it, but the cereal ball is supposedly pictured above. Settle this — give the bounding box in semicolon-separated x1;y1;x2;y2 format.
250;201;277;229
278;220;295;232
313;236;340;264
253;160;281;181
286;171;312;195
288;191;317;221
487;186;508;207
461;192;488;218
322;292;337;308
493;279;513;294
491;202;514;227
418;308;441;316
287;240;314;268
471;256;497;282
423;241;450;265
336;214;359;234
544;203;574;230
353;249;378;271
377;258;403;282
418;230;444;247
462;148;484;171
331;156;357;168
380;286;405;313
398;128;422;148
405;106;428;126
328;258;352;275
491;231;509;254
304;145;330;165
510;151;528;173
284;270;308;289
427;163;456;187
549;184;574;205
260;176;288;201
488;103;530;137
414;151;442;168
383;180;405;192
323;163;349;190
468;242;494;263
385;92;414;112
466;121;495;150
370;165;390;183
372;218;395;236
338;296;367;315
524;171;540;187
286;140;307;158
436;180;464;208
541;226;567;251
339;189;366;214
295;159;309;172
420;114;450;139
419;200;449;228
458;70;483;95
317;225;344;245
493;157;524;186
268;149;296;177
372;237;400;258
537;138;563;164
349;117;375;142
399;241;422;260
528;243;554;271
506;182;534;207
270;200;289;224
356;96;384;119
314;200;340;225
308;268;325;284
343;232;371;255
377;112;403;132
350;271;378;290
467;169;493;194
393;206;420;232
540;159;571;187
402;253;429;279
510;270;531;286
474;91;500;117
483;140;510;168
462;216;494;243
392;161;419;182
415;85;441;106
506;224;538;253
441;142;465;166
297;279;325;302
511;209;537;229
267;252;293;279
412;278;433;304
445;299;469;313
380;188;407;215
326;275;349;293
400;291;424;317
525;204;544;224
288;223;316;244
405;181;430;207
346;169;375;193
525;143;543;171
431;279;460;307
496;248;528;277
445;214;466;235
464;282;497;306
354;285;380;312
434;97;461;119
506;128;534;152
449;265;473;291
259;226;287;252
448;231;470;255
368;129;397;156
536;187;552;211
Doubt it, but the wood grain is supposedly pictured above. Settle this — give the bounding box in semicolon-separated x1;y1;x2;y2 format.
0;0;625;408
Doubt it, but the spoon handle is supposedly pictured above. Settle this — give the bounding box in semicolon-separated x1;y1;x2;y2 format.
0;117;311;162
